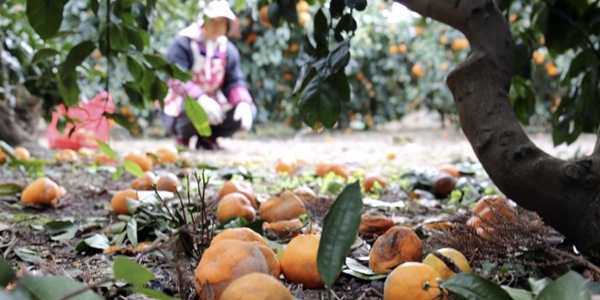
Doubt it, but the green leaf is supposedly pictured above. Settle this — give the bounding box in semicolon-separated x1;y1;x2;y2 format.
341;269;388;281
57;70;81;107
97;140;117;160
128;287;177;300
534;271;591;300
44;220;78;241
13;248;42;263
103;112;135;131
18;276;103;300
317;181;363;289
60;40;96;74
184;96;212;137
0;258;16;288
0;183;24;196
123;24;145;51
299;71;349;129
280;0;298;24
528;277;552;296
91;0;99;15
313;9;328;54
113;166;124;181
113;256;155;286
329;0;345;18
502;286;533;300
334;13;357;41
267;2;280;28
442;273;513;300
75;234;110;252
123;160;145;177
327;40;350;75
25;0;69;40
344;0;367;11
126;217;138;247
108;23;128;50
31;48;60;64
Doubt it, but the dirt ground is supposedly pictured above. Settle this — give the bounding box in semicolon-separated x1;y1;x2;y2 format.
3;110;597;300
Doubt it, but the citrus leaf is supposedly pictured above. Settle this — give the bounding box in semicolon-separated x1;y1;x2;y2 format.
184;96;212;137
18;276;103;300
128;287;177;300
298;72;344;129
13;248;42;263
75;234;110;252
0;183;24;196
25;0;69;40
97;140;117;160
443;273;513;300
341;269;388;281
317;181;363;289
31;48;60;64
113;166;124;181
44;220;78;241
126;217;138;248
123;160;145;177
0;258;16;288
534;271;592;300
113;256;155;287
502;286;533;300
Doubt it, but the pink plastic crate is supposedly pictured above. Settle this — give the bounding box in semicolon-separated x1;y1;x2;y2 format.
47;92;115;150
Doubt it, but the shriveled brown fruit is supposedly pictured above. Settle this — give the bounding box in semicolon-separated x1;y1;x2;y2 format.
21;177;62;207
194;240;270;300
330;163;350;180
359;212;395;238
94;153;117;166
275;157;298;174
210;227;269;249
292;185;317;203
14;147;30;161
422;221;455;231
220;272;293;300
363;172;387;193
131;171;158;190
111;189;139;215
370;226;423;274
432;172;456;197
77;147;95;158
124;151;153;172
55;149;78;163
218;180;257;208
156;173;180;192
216;193;256;223
472;195;516;220
263;218;304;238
259;190;307;222
280;234;326;288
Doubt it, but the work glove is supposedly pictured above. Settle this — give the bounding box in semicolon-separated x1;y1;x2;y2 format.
197;95;224;125
233;102;253;132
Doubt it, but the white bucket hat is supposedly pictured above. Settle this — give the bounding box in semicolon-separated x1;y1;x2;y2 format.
197;0;238;36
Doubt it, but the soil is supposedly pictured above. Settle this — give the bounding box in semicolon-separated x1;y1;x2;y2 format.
1;110;596;299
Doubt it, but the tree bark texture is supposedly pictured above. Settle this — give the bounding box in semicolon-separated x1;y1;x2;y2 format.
396;0;600;250
0;86;46;156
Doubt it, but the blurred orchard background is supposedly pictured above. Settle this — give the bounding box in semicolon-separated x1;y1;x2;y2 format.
1;0;566;140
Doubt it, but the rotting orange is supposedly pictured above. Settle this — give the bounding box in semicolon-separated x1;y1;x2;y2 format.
94;153;117;166
280;234;326;288
263;218;304;238
194;239;270;300
472;195;516;220
155;146;179;163
383;262;447;300
55;149;78;163
275;157;298;174
131;171;158;191
124;151;153;172
438;163;460;178
218;180;257;208
77;147;94;158
216;193;256;223
20;177;62;207
370;226;423;274
220;272;293;300
423;248;471;280
14;147;30;161
259;190;307;222
329;163;350;180
210;227;269;249
422;221;455;232
252;241;281;278
359;212;395;239
432;172;456;197
315;162;332;177
156;172;180;192
0;148;6;165
363;172;387;193
111;189;139;215
292;185;317;203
